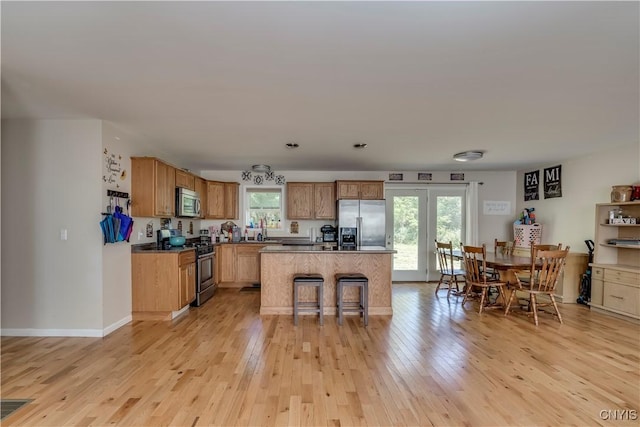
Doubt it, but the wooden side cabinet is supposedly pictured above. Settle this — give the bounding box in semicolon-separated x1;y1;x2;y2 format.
132;249;196;320
131;157;176;217
589;201;640;320
287;182;335;220
336;180;384;200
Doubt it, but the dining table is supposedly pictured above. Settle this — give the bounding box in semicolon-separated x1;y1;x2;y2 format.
452;250;537;305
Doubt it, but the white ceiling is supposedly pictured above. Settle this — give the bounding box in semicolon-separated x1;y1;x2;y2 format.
2;1;638;172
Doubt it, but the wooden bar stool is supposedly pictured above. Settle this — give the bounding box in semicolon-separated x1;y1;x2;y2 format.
293;274;324;325
335;273;368;326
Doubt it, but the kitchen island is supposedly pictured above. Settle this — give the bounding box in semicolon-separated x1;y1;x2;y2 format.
259;245;395;316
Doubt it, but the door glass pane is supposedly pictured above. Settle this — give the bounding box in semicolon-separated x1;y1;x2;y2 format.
393;195;419;270
436;196;463;268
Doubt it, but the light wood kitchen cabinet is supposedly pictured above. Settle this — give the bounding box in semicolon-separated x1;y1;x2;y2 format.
217;243;267;285
179;252;197;308
336;180;384;200
194;177;207;219
131;157;176;217
206;181;225;219
314;182;336;219
206;181;239;219
224;182;239;220
236;245;263;283
218;244;237;283
131;249;196;320
286;182;335;220
175;169;195;190
589;201;640;320
287;183;314;219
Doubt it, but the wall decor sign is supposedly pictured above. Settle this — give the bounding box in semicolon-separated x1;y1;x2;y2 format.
389;173;404;181
418;173;432;181
544;165;562;199
241;170;285;185
483;201;511;215
103;148;126;188
450;173;465;181
524;170;540;201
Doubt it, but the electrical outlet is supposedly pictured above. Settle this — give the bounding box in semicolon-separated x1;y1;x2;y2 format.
138;231;143;241
60;229;68;241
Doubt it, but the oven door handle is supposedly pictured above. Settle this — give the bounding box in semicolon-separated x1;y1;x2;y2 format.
198;253;214;261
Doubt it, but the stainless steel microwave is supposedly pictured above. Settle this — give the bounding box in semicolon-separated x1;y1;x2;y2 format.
176;187;201;217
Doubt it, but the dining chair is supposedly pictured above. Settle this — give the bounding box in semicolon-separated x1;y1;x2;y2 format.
531;243;561;257
495;239;515;256
505;246;570;325
461;244;508;314
434;240;466;298
488;239;515;279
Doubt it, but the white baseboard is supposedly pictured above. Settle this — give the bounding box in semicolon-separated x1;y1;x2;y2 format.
1;315;133;338
103;315;132;336
1;328;103;337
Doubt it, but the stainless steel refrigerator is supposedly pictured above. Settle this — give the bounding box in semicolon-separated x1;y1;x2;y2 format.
337;200;386;247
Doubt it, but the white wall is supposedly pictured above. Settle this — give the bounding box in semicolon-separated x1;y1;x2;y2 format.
101;122;135;334
516;141;640;252
1;119;104;335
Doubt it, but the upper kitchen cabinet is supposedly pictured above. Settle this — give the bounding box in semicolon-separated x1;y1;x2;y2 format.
194;177;207;219
206;181;239;219
336;180;384;200
224;182;239;220
175;169;195;190
314;182;336;219
206;181;225;219
287;183;313;219
287;182;336;220
131;157;176;217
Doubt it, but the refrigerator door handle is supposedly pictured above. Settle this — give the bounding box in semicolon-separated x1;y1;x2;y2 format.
357;216;362;247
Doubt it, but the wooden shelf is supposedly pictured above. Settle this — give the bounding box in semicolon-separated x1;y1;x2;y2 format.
600;223;640;227
600;243;640;249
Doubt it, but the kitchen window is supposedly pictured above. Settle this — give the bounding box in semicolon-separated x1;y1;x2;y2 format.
245;187;282;229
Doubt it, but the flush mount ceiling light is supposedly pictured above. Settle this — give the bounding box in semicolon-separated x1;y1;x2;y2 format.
252;164;271;173
285;142;299;149
453;151;484;162
353;143;368;149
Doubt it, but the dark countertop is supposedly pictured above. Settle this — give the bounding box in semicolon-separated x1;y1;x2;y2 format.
260;245;395;254
131;243;196;254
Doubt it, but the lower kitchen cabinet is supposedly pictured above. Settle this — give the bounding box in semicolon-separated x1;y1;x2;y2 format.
132;250;196;320
236;245;262;283
216;243;265;286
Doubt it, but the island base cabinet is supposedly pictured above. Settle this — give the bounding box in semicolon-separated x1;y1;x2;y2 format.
260;251;393;316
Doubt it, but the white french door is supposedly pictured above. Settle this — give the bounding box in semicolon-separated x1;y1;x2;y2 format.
386;186;466;282
386;189;428;281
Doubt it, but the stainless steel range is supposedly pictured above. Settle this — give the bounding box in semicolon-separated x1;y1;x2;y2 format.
189;242;216;307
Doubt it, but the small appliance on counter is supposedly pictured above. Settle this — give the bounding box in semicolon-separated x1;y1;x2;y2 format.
321;225;337;242
339;227;357;249
157;229;183;249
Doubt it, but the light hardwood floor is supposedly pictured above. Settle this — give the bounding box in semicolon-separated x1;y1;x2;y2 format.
2;283;639;426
